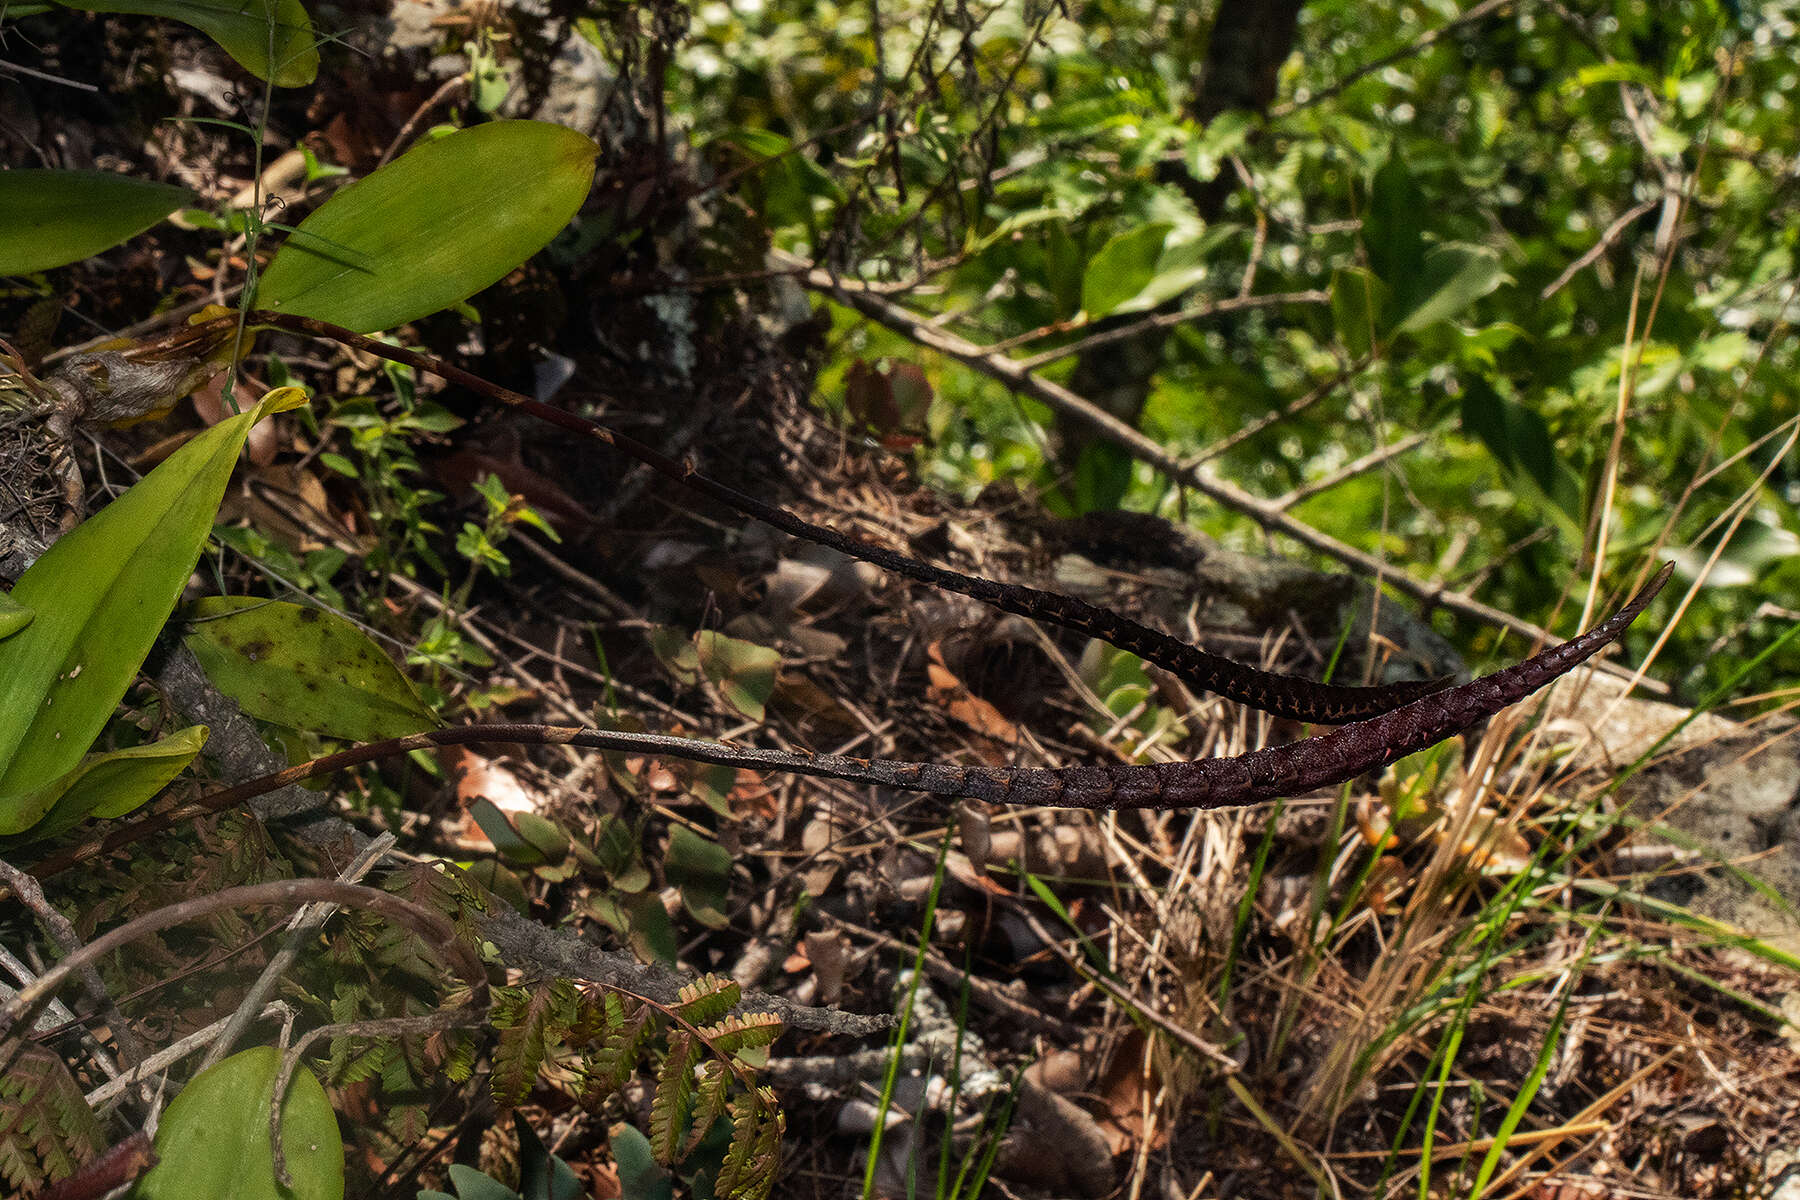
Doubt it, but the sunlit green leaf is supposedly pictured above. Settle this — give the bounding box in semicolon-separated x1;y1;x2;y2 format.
0;169;193;274
259;121;598;332
1082;222;1172;318
0;726;206;842
0;388;307;814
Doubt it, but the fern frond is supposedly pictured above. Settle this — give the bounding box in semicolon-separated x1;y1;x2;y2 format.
696;1012;783;1058
442;1030;479;1084
712;1086;760;1200
491;980;580;1108
0;1041;103;1194
649;1031;699;1164
674;973;741;1025
329;1036;393;1087
683;1059;732;1159
582;994;661;1101
713;1085;781;1200
744;1088;783;1200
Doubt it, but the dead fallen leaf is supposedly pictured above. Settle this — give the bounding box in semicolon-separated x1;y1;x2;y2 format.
926;642;1018;744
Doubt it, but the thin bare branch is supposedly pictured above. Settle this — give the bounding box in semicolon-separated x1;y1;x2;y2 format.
0;881;487;1044
787;253;1652;660
1269;0;1516;118
1013;289;1330;372
1272;431;1431;511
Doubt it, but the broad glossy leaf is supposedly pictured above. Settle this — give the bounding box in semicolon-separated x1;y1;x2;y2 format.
665;826;731;928
258;121;598;333
54;0;317;86
0;388;306;808
709;128;844;233
593;813;650;892
626;890;677;964
135;1046;343;1200
1458;376;1516;472
610;1124;674;1200
1082;223;1171;318
0;593;32;641
440;1165;524;1200
516;1111;583;1200
1392;244;1504;335
1459;378;1581;521
0;169;194;274
0;726;206;841
470;797;548;866
184;597;437;740
1071;440;1133;515
1364;153;1425;295
694;631;777;723
1330;266;1389;358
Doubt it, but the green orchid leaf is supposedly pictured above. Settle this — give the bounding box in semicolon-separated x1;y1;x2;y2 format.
184;597;438;741
0;388;307;812
134;1046;344;1200
258;121;598;333
0;169;194;274
53;0;317;86
0;726;206;842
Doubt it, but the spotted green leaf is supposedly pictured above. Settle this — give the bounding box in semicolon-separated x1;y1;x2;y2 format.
184;597;437;741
